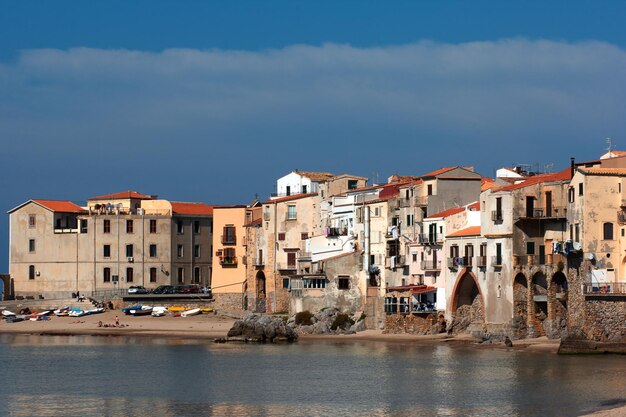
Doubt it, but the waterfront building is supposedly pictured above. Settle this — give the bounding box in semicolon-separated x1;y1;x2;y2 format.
8;191;213;298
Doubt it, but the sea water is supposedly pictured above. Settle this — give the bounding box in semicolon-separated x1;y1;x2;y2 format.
0;334;624;417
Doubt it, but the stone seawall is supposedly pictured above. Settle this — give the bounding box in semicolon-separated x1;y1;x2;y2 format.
583;298;626;342
213;293;244;315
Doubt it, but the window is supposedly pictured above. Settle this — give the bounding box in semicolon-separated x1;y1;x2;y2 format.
221;247;237;265
80;219;88;233
149;244;157;257
282;278;290;288
177;220;184;234
603;222;614;240
177;244;184;258
28;239;35;253
337;277;351;290
149;219;157;233
103;244;111;258
103;219;111;233
149;267;157;283
374;207;380;217
286;186;291;196
575;224;580;242
29;265;35;280
412;253;417;262
348;180;358;190
194;244;200;258
427;184;433;195
302;185;307;194
193;220;200;234
579;183;584;196
28;214;36;228
406;214;413;226
526;242;535;255
126;244;133;258
194;267;201;283
103;267;111;283
568;187;575;203
287;252;296;268
495;243;502;265
126;219;134;233
570;224;574;241
301;232;308;240
278;232;285;241
287;205;297;220
222;225;236;244
177;267;184;283
126;267;133;283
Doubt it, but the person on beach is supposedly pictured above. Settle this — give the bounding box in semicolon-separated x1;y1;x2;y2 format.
115;316;119;327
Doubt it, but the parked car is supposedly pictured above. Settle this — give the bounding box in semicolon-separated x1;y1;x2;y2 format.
152;285;174;295
127;286;149;294
180;284;201;294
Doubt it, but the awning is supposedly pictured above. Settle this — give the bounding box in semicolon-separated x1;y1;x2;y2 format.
386;285;437;294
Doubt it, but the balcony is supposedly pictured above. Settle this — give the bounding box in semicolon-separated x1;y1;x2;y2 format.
219;256;238;267
298;252;312;261
421;260;441;271
476;256;487;267
254;258;264;266
491;210;503;222
517;206;567;220
418;234;443;245
325;227;348;237
583;282;626;295
415;196;428;206
386;255;405;268
221;235;237;245
400;199;411;208
618;210;626;225
491;256;503;267
277;263;297;271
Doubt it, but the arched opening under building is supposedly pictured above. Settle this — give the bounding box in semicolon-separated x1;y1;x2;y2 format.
0;274;11;301
532;271;548;335
255;271;266;313
451;271;484;328
513;273;528;335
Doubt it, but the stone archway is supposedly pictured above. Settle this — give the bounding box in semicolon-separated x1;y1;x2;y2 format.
449;270;484;333
531;271;548;336
255;271;267;313
0;274;11;301
547;271;568;338
512;273;528;336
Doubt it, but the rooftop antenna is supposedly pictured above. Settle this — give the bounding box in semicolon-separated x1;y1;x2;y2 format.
606;137;613;154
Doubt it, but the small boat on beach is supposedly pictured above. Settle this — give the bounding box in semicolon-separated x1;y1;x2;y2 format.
121;305;142;315
181;308;201;317
167;306;184;312
36;310;53;317
86;307;105;315
130;306;153;316
2;310;16;317
151;306;168;317
68;307;87;317
200;308;214;313
54;306;70;317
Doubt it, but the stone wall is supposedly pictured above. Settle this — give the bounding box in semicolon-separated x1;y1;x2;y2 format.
383;313;444;335
584;299;626;342
213;292;244;315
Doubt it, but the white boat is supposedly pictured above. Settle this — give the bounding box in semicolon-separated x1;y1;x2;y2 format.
68;308;87;317
36;310;53;317
151;306;168;317
181;308;201;317
54;306;70;316
86;308;104;315
2;310;16;317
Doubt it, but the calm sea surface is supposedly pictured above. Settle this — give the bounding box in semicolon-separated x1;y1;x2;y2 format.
0;334;624;417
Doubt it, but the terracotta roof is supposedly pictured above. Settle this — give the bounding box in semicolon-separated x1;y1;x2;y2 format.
468;201;480;211
171;202;214;215
379;182;406;199
89;190;155;201
32;200;86;213
294;170;334;182
578;167;626;176
388;174;421;183
447;226;481;238
425;206;465;219
498;168;571;191
244;218;263;227
420;166;457;178
263;193;318;204
386;284;437;294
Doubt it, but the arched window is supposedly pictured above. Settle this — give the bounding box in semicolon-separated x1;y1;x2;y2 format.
603;222;614;240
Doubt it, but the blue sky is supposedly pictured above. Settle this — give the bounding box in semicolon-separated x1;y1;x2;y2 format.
2;1;626;273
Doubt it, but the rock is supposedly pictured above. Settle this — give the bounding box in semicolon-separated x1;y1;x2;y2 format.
299;325;314;334
225;315;297;343
227;320;244;337
313;321;330;334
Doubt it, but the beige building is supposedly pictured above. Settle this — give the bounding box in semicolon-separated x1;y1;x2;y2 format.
9;191;214;298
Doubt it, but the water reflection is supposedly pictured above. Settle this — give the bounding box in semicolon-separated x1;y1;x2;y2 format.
0;335;624;417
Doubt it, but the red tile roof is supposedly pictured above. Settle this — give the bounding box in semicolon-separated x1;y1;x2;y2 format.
263;193;318;204
578;167;626;176
386;284;437;294
498;168;571;191
447;226;481;238
33;200;86;213
294;170;335;181
468;201;480;211
420;166;457;178
425;206;465;219
171;202;214;215
89;190;155;201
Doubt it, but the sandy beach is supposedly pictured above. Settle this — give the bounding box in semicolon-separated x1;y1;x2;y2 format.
0;310;562;353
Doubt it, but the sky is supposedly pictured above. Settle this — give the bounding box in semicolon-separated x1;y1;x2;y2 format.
2;1;626;273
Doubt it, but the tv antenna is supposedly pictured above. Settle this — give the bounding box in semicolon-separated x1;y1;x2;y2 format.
606;137;613;154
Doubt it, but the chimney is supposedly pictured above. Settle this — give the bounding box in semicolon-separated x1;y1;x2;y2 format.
570;157;575;178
